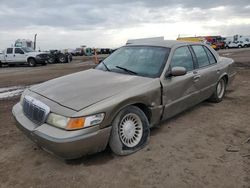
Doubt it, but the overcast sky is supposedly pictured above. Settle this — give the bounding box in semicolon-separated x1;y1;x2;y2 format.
0;0;250;50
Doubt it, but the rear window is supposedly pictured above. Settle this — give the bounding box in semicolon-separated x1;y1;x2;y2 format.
192;45;210;68
204;46;216;64
15;48;24;54
6;48;13;54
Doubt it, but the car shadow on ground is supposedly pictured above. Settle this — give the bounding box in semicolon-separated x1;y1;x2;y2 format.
150;100;215;136
65;147;115;166
0;64;45;68
64;94;237;166
65;100;219;166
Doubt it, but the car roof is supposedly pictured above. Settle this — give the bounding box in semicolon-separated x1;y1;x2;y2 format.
126;40;203;48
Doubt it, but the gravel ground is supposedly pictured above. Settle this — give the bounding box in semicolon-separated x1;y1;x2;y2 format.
0;50;249;188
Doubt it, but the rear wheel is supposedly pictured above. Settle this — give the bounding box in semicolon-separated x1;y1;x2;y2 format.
28;58;36;67
58;54;66;63
48;57;55;64
209;78;226;103
109;106;150;155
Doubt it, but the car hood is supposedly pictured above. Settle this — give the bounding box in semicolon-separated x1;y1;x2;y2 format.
30;69;152;111
27;52;49;56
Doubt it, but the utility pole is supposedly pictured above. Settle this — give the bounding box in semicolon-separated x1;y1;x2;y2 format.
34;34;37;50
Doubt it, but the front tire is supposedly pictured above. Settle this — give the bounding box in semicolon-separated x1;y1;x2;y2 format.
209;78;227;103
109;106;150;156
28;58;36;67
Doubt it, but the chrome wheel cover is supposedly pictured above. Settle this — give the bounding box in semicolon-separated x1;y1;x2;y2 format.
119;113;143;147
217;79;225;99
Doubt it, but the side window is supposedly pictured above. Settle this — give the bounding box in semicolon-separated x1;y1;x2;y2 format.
192;45;210;68
203;46;216;64
15;48;24;54
171;46;194;71
6;48;13;54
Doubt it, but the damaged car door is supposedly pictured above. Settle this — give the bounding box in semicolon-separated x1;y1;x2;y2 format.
161;45;200;119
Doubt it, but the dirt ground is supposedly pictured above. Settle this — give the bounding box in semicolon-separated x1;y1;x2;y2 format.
0;50;250;188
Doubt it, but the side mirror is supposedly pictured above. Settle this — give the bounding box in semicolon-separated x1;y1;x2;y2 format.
171;67;187;76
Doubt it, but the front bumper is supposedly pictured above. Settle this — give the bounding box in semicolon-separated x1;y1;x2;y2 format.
12;103;111;159
35;57;48;64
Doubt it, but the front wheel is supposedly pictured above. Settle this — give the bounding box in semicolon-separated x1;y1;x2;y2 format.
28;58;36;67
109;106;150;156
209;78;226;103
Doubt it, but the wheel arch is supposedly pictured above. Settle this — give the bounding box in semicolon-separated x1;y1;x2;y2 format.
132;103;152;123
221;74;228;85
27;56;36;62
109;102;152;127
218;72;228;85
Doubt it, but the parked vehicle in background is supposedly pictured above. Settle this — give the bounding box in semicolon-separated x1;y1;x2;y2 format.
225;41;244;49
177;37;204;43
72;48;84;56
15;39;34;49
12;40;236;159
224;35;250;48
204;36;225;50
48;50;72;64
0;47;49;67
177;36;218;50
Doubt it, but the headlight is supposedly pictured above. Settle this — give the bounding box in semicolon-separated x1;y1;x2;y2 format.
46;113;105;130
36;55;42;59
20;93;25;105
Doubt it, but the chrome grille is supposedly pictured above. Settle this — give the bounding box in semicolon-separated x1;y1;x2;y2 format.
39;53;50;59
23;96;50;125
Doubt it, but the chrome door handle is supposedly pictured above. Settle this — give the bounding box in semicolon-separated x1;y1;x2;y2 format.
193;75;201;82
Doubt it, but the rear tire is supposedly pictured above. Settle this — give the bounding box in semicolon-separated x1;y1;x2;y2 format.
48;57;55;64
28;58;36;67
209;78;227;103
109;106;150;156
58;54;66;63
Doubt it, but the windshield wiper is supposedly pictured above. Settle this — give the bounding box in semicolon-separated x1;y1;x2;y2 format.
101;61;110;71
115;66;137;75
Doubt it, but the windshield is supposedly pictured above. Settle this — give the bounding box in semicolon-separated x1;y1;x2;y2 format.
95;46;170;78
21;47;35;53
